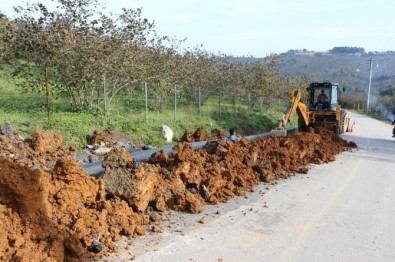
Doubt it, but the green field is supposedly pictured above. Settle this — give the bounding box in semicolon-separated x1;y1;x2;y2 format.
0;69;292;148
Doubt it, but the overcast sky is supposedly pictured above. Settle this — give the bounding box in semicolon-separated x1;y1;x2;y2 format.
2;0;394;57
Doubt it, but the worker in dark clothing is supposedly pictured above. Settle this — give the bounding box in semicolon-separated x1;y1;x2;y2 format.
392;119;395;137
314;90;329;109
227;128;240;141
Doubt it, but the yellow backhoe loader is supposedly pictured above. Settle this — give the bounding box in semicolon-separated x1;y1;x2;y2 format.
272;82;350;137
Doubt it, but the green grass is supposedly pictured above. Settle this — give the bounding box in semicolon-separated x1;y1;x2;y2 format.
0;71;290;149
0;100;287;149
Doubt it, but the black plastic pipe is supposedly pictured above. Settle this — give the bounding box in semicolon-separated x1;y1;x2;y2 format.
82;127;297;178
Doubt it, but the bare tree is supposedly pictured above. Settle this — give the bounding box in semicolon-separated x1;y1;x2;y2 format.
7;0;164;114
4;0;299;119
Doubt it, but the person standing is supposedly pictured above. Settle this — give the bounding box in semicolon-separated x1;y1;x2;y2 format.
392;119;395;137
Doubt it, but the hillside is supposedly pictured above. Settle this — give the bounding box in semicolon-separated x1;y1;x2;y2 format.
276;50;395;97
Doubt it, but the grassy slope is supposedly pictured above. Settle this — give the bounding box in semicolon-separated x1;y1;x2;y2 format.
0;72;290;148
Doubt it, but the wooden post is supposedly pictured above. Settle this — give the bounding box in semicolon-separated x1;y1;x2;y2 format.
45;67;51;121
248;92;251;112
198;86;201;116
218;89;221;116
103;74;107;124
174;84;177;122
145;82;148;123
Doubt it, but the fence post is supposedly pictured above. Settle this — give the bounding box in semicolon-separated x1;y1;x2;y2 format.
198;86;201;116
174;84;177;122
248;92;251;113
218;89;221;116
44;67;51;121
145;82;148;123
103;74;107;124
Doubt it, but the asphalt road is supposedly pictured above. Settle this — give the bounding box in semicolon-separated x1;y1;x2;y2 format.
108;112;395;262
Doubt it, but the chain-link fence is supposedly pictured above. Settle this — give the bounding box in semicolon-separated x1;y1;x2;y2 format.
0;84;288;124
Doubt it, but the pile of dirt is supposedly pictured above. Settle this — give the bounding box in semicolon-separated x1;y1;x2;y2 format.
88;128;140;148
0;123;357;261
0;125;149;261
103;127;356;215
179;127;227;142
72;128;143;165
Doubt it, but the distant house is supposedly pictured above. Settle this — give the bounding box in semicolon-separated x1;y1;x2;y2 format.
294;51;315;56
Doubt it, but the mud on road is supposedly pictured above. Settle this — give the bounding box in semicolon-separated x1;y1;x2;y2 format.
0;123;356;261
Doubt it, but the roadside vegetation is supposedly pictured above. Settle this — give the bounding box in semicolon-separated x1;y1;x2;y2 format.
0;70;291;148
0;0;304;148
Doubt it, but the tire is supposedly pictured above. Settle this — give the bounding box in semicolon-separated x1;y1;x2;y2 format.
338;110;348;134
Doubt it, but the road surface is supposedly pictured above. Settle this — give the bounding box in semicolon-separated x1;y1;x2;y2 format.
107;112;395;262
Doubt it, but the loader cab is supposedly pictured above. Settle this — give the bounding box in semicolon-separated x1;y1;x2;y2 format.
307;82;339;111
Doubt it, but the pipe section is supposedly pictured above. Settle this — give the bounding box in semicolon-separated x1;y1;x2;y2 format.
82;127;297;178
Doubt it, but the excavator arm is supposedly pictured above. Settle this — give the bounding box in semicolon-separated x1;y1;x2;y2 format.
278;89;310;129
271;88;310;136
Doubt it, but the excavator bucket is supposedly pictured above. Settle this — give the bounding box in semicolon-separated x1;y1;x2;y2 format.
270;128;287;137
270;89;302;138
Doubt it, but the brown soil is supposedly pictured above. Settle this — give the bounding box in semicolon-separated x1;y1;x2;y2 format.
88;127;141;147
0;124;357;261
0;127;148;261
179;127;226;142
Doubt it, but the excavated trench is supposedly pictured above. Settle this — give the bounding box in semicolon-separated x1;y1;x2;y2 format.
83;128;297;178
0;123;357;261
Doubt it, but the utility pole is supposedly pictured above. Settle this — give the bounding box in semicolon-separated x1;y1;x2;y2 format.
367;58;374;110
